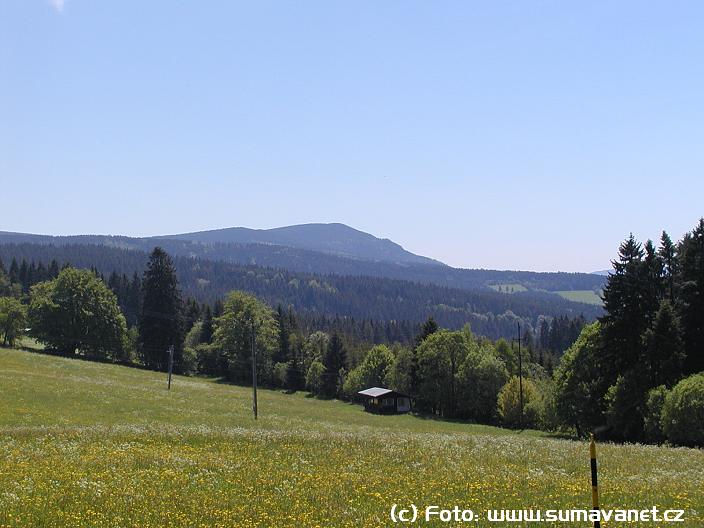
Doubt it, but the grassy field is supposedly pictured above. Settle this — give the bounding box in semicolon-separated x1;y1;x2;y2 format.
1;348;702;527
555;289;604;306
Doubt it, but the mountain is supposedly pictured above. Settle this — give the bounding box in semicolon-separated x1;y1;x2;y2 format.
153;223;441;266
0;224;606;298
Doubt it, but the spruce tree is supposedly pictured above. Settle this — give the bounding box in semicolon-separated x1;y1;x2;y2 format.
274;305;290;364
48;259;60;279
138;247;183;371
322;333;347;398
677;218;704;374
200;305;214;344
601;234;648;376
659;231;677;301
642;300;684;387
8;258;19;284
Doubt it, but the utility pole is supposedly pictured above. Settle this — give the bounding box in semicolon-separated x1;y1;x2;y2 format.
251;318;258;420
512;322;524;428
167;345;174;390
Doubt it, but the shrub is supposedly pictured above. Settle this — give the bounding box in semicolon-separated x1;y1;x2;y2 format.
661;373;704;447
497;376;539;428
306;360;325;395
181;346;198;376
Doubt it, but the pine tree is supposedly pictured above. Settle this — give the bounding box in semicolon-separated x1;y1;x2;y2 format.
8;258;19;284
415;316;438;347
274;305;289;364
48;259;60;279
19;260;29;293
322;333;347;398
138;247;183;371
642;300;684;387
200;305;214;344
659;231;677;301
677;218;704;374
601;234;648;376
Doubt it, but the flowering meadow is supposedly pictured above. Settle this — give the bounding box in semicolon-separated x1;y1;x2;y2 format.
1;348;702;527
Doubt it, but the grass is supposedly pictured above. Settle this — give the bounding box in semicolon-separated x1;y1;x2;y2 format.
1;348;702;527
555;290;604;306
488;283;528;294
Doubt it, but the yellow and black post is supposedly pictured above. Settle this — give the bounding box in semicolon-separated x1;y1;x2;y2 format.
589;434;600;528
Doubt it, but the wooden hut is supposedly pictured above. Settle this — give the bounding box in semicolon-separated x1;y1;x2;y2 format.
357;387;411;414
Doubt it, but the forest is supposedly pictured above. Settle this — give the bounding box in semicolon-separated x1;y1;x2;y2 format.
0;242;599;340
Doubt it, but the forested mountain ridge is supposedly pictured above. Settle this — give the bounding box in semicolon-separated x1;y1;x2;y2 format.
0;228;606;295
153;223;441;266
0;242;600;340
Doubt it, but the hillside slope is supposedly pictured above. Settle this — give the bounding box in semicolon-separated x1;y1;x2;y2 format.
1;348;701;527
0;243;602;339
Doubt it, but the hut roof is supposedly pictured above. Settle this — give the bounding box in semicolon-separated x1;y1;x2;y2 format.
358;387;409;398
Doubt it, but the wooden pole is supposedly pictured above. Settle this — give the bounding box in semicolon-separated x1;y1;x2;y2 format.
251;319;258;420
167;345;174;390
517;322;523;428
590;434;601;528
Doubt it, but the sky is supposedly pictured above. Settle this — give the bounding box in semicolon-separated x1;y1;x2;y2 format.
1;1;703;272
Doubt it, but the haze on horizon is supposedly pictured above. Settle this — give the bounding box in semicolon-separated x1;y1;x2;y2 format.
1;1;703;273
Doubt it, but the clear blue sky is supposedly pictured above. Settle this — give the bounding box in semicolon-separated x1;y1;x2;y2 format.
1;1;703;272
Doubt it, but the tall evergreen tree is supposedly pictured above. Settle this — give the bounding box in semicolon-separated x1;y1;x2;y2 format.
48;259;60;279
274;304;290;364
322;333;347;398
200;305;214;344
8;258;19;284
677;218;704;374
600;235;648;376
659;231;677;301
138;247;183;371
642;300;684;387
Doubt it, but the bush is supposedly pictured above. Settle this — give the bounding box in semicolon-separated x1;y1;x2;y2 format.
195;343;225;376
181;346;198;376
533;378;560;432
306;360;325;395
661;373;704;447
497;376;539;428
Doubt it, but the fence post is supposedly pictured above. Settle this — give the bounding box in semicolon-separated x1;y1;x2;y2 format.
590;433;601;528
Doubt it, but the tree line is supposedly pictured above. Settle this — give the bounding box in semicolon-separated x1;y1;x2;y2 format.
550;219;704;446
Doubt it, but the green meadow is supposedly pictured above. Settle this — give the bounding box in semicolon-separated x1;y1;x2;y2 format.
1;347;702;527
555;290;604;306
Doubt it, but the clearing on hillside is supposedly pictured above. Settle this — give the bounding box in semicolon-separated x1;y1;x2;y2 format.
555;289;604;306
0;348;701;527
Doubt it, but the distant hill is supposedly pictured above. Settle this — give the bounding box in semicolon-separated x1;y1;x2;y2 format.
591;269;611;276
153;223;441;266
0;224;606;301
